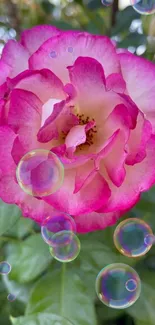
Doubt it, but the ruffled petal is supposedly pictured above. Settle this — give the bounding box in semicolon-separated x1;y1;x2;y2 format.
0;126;16;175
8;69;65;103
126;112;152;165
106;73;126;93
0;175;54;223
74;211;121;233
29;31;120;82
0;60;11;86
37;100;78;143
1;40;29;78
119;53;155;131
43;168;111;215
99;135;155;213
8;89;42;132
20;25;60;55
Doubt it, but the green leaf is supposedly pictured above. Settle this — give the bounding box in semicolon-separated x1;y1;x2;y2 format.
86;0;103;10
5;234;52;283
127;282;155;324
112;6;140;35
118;33;146;48
2;275;31;304
0;200;21;236
11;313;76;325
26;267;97;325
6;218;34;239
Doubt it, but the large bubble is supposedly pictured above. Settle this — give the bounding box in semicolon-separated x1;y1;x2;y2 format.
49;231;81;262
16;149;64;197
130;0;155;15
96;263;141;309
41;213;76;246
113;218;154;257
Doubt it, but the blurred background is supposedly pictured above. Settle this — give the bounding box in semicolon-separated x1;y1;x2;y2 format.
1;1;155;325
0;0;155;60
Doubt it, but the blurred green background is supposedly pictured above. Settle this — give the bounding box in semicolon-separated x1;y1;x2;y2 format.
0;1;155;325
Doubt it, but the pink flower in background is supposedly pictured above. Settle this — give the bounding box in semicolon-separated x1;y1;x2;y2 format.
0;25;155;233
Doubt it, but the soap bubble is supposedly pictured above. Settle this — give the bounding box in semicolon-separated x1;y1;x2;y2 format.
96;263;141;309
41;212;76;246
49;231;80;262
101;0;114;6
130;0;155;15
0;261;11;275
7;293;16;302
113;218;153;257
125;279;137;292
16;149;64;197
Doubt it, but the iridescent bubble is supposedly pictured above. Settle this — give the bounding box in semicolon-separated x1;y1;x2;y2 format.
96;263;141;309
0;261;11;275
41;212;76;246
101;0;114;7
125;279;137;292
49;231;81;262
7;293;16;302
144;233;155;246
113;218;153;257
130;0;155;15
16;149;64;197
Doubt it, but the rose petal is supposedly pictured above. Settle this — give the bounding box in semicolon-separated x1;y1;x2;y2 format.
126;112;152;165
44;168;111;215
20;25;60;55
1;40;29;78
119;53;155;131
8;89;42;132
0;175;54;223
99;135;155;213
74;211;121;233
106;73;126;93
29;31;120;82
0;126;16;175
8;69;65;103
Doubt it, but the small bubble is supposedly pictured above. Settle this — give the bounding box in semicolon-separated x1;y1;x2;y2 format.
68;47;73;53
16;149;64;197
50;51;57;58
113;218;153;257
7;293;16;302
101;0;114;6
0;261;11;275
49;231;81;262
144;234;155;246
96;263;141;309
125;279;137;292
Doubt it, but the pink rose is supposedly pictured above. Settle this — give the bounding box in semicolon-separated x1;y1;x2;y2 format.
0;25;155;233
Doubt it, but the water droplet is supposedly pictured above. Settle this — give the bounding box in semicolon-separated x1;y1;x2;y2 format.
68;47;73;53
101;0;114;6
113;218;153;257
41;213;76;246
0;261;11;275
7;293;16;302
16;149;64;197
49;231;81;262
130;0;155;15
50;51;57;58
96;263;141;309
